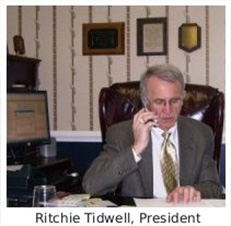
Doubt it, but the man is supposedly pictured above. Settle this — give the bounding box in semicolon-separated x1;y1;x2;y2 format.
82;64;221;203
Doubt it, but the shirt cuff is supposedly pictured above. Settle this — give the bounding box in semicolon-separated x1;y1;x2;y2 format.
132;147;142;163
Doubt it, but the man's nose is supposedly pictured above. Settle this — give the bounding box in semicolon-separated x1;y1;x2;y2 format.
162;102;172;113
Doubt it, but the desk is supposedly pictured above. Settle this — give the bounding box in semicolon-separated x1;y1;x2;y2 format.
7;157;82;207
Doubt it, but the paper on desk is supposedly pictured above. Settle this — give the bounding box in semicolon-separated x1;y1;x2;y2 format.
48;194;117;207
87;198;117;207
134;198;225;207
62;194;90;202
49;194;90;207
7;164;23;171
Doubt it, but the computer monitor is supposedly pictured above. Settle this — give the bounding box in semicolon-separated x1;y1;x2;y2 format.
7;90;51;148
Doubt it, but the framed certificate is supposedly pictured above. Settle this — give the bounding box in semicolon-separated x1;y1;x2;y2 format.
137;17;167;56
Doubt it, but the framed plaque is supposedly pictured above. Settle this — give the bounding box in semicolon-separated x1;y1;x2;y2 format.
178;23;201;52
83;22;125;55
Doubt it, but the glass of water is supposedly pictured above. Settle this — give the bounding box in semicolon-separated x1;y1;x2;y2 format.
32;185;56;207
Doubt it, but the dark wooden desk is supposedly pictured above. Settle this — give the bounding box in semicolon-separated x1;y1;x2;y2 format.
33;156;73;175
7;156;82;207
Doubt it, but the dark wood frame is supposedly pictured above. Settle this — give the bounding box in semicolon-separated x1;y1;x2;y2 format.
83;22;125;55
137;17;167;56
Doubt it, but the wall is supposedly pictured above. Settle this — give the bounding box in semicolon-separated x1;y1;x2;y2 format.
7;6;225;135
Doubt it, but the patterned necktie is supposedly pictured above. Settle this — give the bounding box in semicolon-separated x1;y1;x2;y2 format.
161;132;178;194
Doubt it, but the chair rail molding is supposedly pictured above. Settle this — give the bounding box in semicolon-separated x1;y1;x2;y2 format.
51;131;102;142
51;130;225;144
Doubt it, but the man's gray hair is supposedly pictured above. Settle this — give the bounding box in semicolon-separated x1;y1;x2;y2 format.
140;64;185;107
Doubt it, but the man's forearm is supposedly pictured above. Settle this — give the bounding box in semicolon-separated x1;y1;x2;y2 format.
82;146;139;195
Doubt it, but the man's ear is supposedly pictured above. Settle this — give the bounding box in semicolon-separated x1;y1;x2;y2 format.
182;90;186;99
141;97;147;108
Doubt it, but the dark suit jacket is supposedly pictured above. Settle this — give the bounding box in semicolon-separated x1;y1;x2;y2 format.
82;116;221;198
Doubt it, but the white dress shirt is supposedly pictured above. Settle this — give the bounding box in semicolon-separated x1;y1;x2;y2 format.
132;124;180;198
151;124;179;198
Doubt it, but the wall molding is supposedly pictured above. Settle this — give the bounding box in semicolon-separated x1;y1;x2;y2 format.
51;130;102;142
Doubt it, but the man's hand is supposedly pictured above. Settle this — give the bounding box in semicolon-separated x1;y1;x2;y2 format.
166;186;201;204
132;108;159;155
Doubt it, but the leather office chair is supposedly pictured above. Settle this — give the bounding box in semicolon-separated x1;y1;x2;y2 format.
99;81;224;171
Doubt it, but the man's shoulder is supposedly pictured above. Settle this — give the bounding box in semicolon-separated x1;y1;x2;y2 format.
178;115;213;134
105;119;134;143
108;119;133;131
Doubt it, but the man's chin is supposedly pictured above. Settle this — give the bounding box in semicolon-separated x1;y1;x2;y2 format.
159;121;175;130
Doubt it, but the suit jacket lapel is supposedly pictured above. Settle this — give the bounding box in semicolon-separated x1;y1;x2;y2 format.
178;117;196;185
138;135;153;197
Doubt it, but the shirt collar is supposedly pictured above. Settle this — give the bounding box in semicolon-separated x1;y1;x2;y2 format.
151;123;178;139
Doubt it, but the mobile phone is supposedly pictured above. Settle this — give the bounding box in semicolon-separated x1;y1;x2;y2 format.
144;108;159;126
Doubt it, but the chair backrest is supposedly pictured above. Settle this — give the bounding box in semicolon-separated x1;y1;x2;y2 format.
99;81;224;170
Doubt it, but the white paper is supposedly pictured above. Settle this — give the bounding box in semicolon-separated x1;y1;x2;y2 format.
7;164;23;171
49;194;90;207
47;194;117;207
134;198;225;207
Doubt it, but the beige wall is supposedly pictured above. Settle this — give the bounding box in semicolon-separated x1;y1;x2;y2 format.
7;6;225;132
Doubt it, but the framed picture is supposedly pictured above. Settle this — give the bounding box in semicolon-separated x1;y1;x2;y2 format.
83;22;125;55
137;17;167;56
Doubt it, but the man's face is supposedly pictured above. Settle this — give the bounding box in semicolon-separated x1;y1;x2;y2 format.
146;76;184;131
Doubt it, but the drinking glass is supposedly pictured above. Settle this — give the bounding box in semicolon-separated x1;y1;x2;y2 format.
32;185;56;207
